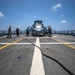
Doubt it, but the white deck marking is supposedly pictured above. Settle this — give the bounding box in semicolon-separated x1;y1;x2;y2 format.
40;42;75;44
0;42;75;45
30;37;45;75
0;43;33;44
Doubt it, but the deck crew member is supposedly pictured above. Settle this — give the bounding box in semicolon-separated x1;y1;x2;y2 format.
26;27;29;36
16;28;20;36
48;26;52;37
7;26;12;38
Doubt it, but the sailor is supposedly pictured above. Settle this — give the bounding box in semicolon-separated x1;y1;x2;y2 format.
26;27;29;36
7;26;12;38
16;28;20;36
48;26;52;37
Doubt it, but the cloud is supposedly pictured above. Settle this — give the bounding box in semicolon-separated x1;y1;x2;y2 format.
52;3;62;11
0;12;4;17
61;20;67;23
61;14;64;16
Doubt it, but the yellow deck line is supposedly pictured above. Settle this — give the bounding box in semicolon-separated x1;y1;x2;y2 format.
0;38;24;50
52;37;75;50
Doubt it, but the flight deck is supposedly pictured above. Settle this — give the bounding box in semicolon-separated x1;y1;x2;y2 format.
0;34;75;75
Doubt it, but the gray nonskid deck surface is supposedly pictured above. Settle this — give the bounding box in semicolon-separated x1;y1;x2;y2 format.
0;34;75;75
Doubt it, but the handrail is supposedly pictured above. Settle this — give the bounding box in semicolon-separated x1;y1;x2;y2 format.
53;30;75;36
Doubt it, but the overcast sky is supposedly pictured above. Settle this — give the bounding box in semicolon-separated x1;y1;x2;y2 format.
0;0;75;30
